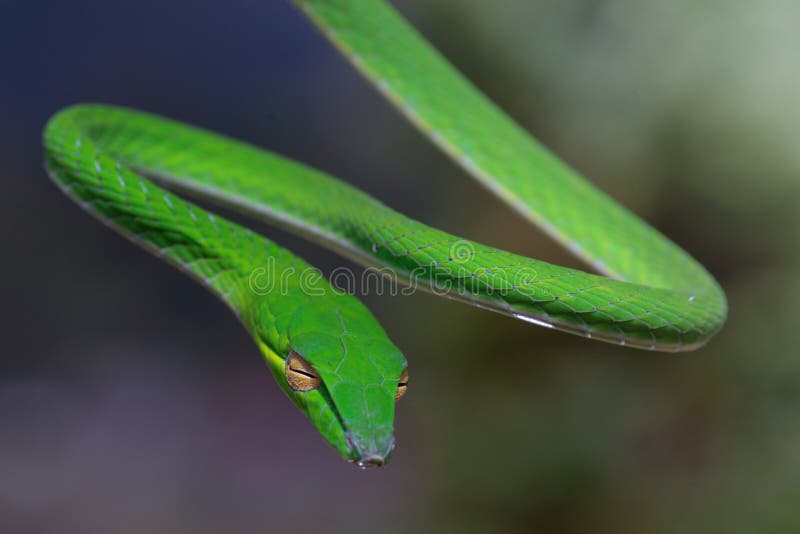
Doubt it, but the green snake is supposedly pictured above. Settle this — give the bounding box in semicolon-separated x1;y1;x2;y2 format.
43;0;727;467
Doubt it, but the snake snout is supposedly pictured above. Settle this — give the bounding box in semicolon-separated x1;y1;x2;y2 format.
355;454;387;468
347;433;395;469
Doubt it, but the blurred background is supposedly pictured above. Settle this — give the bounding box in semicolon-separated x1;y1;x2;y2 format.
2;0;799;532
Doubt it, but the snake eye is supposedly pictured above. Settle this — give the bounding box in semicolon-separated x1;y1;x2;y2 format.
285;351;321;392
395;367;409;401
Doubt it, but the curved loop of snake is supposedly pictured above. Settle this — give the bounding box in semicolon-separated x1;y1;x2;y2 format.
43;0;726;467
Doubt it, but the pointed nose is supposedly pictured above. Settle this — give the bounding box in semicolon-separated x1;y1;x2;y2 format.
348;435;395;468
355;454;387;468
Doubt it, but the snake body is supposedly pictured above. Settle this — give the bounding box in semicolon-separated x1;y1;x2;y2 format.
43;0;726;466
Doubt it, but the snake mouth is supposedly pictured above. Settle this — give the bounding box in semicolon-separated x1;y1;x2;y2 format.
355;455;386;468
346;433;395;468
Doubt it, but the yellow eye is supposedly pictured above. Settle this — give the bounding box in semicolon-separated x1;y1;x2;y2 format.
395;367;409;401
285;351;321;392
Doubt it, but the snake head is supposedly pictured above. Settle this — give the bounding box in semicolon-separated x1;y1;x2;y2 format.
255;296;407;467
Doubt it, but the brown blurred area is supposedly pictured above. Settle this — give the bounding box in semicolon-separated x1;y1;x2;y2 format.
1;0;799;532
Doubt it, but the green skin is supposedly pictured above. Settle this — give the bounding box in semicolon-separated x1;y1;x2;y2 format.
43;0;726;466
